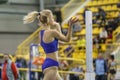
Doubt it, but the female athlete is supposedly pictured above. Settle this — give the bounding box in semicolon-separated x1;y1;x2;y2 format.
23;9;78;80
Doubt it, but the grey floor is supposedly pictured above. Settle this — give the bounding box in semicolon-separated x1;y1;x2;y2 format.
115;68;120;80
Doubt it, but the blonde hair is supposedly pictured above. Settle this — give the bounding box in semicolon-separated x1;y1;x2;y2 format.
23;10;52;25
23;11;38;24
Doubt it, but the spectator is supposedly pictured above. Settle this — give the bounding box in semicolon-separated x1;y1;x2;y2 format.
0;55;4;80
93;36;100;44
31;60;37;80
15;58;22;80
59;59;69;80
99;27;108;43
19;57;27;80
93;53;108;80
106;19;118;31
82;7;89;24
117;2;120;8
16;58;22;68
38;71;44;80
0;63;2;80
73;21;82;32
70;64;84;80
108;55;117;80
62;29;68;35
63;44;74;57
107;31;113;39
93;36;100;51
53;7;62;24
98;7;106;26
2;54;19;80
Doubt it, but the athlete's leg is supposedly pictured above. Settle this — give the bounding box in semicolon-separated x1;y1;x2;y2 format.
56;71;63;80
43;67;58;80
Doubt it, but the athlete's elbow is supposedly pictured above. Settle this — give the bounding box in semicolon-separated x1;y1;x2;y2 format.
65;38;70;42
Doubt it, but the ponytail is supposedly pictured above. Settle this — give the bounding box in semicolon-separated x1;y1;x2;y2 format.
23;11;38;24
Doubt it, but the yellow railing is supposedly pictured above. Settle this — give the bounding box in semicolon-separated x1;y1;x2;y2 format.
14;43;120;62
18;27;42;49
61;0;75;20
0;66;120;73
0;67;84;76
61;0;85;21
113;26;120;42
16;27;42;55
61;0;75;12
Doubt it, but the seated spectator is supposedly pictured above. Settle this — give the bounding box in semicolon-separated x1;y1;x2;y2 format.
93;36;100;44
106;19;118;31
117;2;120;8
99;27;108;43
69;64;84;80
62;29;68;35
63;44;74;57
107;31;113;39
96;20;102;28
93;36;100;51
73;22;82;32
59;59;69;80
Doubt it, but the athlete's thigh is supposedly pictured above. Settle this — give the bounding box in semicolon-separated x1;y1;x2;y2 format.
56;72;63;80
43;67;58;80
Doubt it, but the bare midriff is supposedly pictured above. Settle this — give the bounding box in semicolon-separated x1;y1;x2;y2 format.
46;51;59;61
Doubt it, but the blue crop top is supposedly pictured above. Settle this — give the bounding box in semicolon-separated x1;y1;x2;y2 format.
40;30;58;54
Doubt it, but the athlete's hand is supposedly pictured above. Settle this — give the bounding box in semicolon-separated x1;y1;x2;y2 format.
68;16;79;27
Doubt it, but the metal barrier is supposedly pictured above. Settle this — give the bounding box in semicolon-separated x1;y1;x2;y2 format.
113;26;120;42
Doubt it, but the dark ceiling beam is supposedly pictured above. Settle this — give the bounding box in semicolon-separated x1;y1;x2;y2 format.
0;0;8;4
0;11;27;15
9;2;39;6
0;31;33;34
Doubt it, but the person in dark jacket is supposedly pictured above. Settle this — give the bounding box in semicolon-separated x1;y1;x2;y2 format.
54;7;62;24
98;7;106;26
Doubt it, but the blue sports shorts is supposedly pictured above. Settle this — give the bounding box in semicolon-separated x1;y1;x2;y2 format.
42;58;59;71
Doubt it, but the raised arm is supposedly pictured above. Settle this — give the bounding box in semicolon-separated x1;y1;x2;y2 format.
52;27;72;42
52;17;79;42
